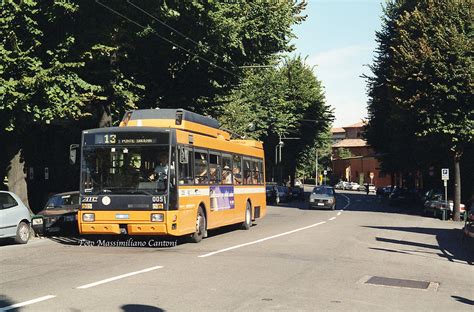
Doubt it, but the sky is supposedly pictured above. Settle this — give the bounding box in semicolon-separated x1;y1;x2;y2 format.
291;0;385;128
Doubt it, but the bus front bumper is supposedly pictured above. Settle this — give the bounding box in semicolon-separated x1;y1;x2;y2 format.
80;223;167;235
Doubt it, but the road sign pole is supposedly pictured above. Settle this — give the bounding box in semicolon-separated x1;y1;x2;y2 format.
441;168;449;210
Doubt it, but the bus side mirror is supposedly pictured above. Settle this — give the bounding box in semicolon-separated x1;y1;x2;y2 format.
69;144;79;165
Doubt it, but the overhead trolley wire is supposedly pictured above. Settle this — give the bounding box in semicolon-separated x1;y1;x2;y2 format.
95;0;240;79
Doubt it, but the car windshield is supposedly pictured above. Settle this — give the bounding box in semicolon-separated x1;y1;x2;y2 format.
46;194;79;209
81;145;170;195
312;187;334;195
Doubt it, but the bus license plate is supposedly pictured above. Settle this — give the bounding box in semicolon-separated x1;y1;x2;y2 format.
115;214;129;219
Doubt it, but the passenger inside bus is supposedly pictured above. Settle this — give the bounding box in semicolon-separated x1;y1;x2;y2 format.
233;167;242;185
222;165;232;184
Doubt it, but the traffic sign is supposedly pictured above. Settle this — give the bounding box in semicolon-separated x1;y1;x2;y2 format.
323;170;327;176
441;168;449;181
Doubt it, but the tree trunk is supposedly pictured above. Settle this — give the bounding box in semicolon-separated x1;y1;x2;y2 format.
7;148;32;213
453;152;462;221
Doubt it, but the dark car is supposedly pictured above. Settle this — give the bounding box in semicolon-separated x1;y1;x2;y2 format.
388;187;419;206
308;186;336;210
376;185;392;198
266;185;279;204
291;186;304;200
32;191;80;235
277;186;290;203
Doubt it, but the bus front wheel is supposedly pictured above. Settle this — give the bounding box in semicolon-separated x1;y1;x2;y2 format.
188;206;206;243
240;201;252;230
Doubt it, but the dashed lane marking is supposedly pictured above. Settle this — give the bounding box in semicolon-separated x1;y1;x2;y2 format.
198;221;327;258
76;266;163;289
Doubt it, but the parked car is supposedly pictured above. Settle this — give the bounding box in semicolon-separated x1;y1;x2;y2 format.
348;182;360;191
308;186;336;210
376;185;392;198
388;187;419;206
277;186;291;203
358;183;376;193
0;191;31;244
423;197;466;220
291;186;304;200
266;185;279;205
334;181;348;190
32;191;80;235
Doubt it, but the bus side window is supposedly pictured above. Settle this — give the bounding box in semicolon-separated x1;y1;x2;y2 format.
257;159;263;184
209;153;221;185
194;150;209;184
243;158;252;185
232;155;242;185
222;154;232;185
178;147;193;185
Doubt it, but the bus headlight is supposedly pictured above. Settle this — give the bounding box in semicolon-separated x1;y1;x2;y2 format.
151;213;164;222
82;213;95;222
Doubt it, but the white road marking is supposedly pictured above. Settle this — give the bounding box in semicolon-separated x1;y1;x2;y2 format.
76;266;163;289
198;221;327;258
329;217;336;221
0;295;56;311
337;212;342;216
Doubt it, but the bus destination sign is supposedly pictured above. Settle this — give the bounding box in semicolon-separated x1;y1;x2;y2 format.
84;132;169;146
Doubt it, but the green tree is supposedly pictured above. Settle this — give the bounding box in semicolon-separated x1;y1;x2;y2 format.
366;0;473;220
215;56;333;184
336;148;353;159
0;0;100;205
390;0;473;221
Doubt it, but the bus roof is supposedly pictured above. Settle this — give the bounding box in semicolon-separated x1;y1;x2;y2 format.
120;109;232;140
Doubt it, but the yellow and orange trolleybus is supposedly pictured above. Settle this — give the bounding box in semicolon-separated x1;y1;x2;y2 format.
78;109;266;242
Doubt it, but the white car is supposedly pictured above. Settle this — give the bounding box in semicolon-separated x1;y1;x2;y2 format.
349;182;360;190
0;191;31;244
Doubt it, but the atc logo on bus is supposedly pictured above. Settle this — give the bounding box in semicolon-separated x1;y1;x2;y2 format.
82;196;98;203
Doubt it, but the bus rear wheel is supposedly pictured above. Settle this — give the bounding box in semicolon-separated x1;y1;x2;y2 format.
188;206;206;243
240;201;252;230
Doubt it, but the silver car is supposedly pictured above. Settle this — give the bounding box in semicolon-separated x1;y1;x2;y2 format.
0;191;31;244
308;186;336;210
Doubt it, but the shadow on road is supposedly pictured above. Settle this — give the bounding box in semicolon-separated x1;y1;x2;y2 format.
451;296;474;306
121;304;165;312
364;225;474;265
0;295;17;311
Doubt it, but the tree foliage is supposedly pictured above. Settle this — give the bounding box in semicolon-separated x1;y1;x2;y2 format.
365;0;473;219
215;56;333;182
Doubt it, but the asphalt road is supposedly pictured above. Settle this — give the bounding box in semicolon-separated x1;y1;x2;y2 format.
1;188;473;311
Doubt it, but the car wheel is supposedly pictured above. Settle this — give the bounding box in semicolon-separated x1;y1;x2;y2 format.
188;206;206;243
240;201;252;230
15;221;30;244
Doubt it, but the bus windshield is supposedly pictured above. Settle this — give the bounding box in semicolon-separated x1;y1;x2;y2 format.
81;145;170;195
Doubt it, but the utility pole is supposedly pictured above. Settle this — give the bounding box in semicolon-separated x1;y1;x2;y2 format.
315;147;319;186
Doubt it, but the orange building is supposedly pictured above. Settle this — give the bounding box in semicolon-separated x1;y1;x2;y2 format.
331;122;391;187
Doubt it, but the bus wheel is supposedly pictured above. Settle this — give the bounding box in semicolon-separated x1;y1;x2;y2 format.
240;201;252;230
188;206;206;243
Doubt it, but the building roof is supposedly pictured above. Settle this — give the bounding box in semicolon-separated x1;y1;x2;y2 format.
331;127;346;134
343;121;367;129
332;139;368;148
